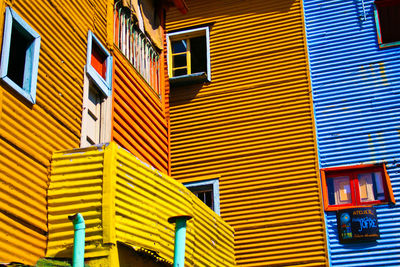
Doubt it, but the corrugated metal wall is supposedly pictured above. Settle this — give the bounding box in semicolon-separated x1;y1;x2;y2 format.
47;142;235;266
166;0;328;266
0;0;109;264
47;146;107;259
303;0;400;265
112;49;169;174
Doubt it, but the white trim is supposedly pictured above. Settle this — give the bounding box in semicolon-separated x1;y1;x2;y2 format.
80;68;112;148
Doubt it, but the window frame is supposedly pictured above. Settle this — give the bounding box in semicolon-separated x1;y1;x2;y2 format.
321;164;395;211
0;7;41;104
184;178;220;215
167;26;211;83
86;30;112;97
373;0;400;48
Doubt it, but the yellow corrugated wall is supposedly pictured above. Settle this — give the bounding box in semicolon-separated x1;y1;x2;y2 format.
47;142;235;266
166;0;328;266
0;0;110;264
47;146;107;259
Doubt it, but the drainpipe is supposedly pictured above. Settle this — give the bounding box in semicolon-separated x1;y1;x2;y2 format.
68;213;86;267
168;215;193;267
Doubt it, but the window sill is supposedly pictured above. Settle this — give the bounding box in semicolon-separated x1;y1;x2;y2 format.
325;202;393;212
169;72;208;87
379;41;400;49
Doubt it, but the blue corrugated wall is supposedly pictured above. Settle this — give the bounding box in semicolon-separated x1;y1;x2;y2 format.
303;0;400;266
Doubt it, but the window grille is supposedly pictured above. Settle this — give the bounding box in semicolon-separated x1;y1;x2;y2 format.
114;2;161;96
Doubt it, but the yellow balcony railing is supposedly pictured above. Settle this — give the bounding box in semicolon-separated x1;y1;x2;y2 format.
47;142;235;266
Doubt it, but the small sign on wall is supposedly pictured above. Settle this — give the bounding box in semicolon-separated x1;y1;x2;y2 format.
337;207;380;244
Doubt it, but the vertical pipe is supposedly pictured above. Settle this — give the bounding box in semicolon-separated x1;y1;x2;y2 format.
168;215;193;267
68;213;86;267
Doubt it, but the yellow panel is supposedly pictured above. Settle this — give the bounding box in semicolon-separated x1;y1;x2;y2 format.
47;146;107;259
166;0;328;266
47;142;235;266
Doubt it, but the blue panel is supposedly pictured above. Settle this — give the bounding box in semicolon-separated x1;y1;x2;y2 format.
303;0;400;265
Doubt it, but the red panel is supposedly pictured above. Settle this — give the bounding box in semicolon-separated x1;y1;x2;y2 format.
91;43;107;79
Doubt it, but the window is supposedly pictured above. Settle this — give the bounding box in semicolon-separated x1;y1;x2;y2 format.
86;31;112;97
0;7;41;104
167;27;210;84
184;179;220;215
81;31;112;147
113;2;161;96
321;164;395;211
374;0;400;48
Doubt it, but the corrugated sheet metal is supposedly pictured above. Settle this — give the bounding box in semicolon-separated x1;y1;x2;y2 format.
0;211;47;265
303;0;400;265
47;145;107;259
166;0;328;266
0;0;109;263
47;142;235;266
113;49;169;174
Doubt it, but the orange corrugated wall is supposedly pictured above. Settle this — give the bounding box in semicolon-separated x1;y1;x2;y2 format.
166;0;328;266
0;0;109;264
111;8;171;174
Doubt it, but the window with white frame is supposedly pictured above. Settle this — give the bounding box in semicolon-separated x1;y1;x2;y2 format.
184;178;220;215
86;31;112;97
80;31;112;147
0;7;41;104
167;26;211;84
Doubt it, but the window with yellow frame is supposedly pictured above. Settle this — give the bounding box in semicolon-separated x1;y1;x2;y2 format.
167;26;211;84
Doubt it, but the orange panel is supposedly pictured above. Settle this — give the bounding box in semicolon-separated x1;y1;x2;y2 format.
112;49;169;174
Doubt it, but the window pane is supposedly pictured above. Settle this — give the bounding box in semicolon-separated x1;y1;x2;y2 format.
190;187;214;210
358;173;375;202
361;171;387;201
204;190;213;210
173;68;187;76
373;172;385;200
91;41;108;79
171;40;187;53
8;24;32;87
173;54;187;68
190;36;207;74
328;176;352;205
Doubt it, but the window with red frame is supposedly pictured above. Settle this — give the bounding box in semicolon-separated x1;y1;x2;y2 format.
374;0;400;48
321;164;395;211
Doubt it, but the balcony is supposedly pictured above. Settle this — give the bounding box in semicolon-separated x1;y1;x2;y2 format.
114;2;161;96
46;142;235;266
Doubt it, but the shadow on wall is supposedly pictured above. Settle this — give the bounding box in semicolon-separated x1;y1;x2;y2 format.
169;82;205;105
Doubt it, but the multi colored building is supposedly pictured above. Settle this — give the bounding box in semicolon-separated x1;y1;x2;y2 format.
165;0;329;266
0;0;235;265
303;0;400;266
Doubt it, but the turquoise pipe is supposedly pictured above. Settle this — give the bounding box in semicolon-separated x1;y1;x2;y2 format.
168;215;192;267
173;218;187;267
68;213;85;267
